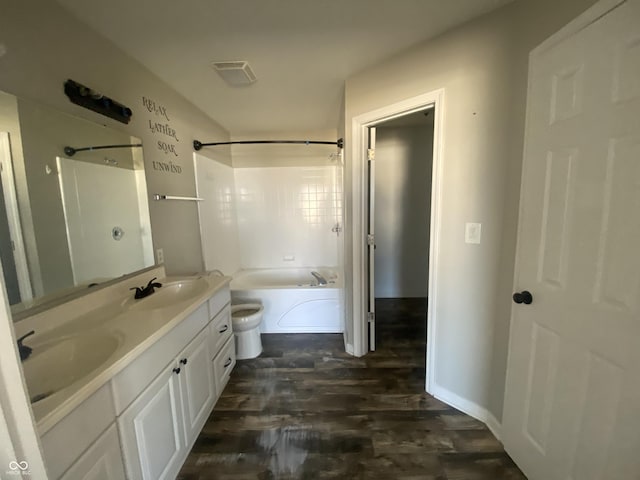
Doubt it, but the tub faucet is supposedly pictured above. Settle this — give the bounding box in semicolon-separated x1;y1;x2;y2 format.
311;271;327;286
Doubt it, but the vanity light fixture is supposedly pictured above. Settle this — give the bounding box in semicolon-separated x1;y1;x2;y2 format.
64;79;133;124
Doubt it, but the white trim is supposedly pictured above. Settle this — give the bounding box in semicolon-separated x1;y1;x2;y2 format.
350;89;445;398
0;263;48;477
431;382;503;442
0;132;33;302
344;342;354;356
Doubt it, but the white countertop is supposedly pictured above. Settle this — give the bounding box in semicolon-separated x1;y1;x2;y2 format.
21;270;231;435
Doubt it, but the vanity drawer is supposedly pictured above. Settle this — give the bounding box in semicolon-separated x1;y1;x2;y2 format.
209;305;232;359
41;383;115;480
213;336;236;394
111;302;208;415
208;285;230;320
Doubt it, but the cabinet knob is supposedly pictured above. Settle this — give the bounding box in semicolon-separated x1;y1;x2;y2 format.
173;367;181;374
219;325;229;334
223;358;232;368
180;358;188;365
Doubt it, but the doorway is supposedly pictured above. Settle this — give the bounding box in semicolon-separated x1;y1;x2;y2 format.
368;110;434;352
350;88;444;394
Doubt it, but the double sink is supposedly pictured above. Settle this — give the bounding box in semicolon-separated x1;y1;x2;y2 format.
20;276;211;410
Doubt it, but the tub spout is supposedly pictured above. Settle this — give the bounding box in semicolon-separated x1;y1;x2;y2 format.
311;271;327;286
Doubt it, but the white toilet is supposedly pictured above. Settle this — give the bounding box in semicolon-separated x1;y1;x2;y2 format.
231;303;264;360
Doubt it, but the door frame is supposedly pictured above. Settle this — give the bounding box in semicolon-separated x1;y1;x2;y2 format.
0;132;33;302
350;88;445;393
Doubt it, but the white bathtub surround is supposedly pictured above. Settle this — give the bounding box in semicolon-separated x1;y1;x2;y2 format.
231;267;342;333
194;154;241;274
234;166;342;268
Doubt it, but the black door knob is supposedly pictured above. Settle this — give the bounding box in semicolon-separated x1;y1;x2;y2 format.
173;367;181;374
513;291;533;305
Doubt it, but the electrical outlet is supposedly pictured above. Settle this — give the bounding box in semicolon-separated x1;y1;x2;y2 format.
156;248;164;264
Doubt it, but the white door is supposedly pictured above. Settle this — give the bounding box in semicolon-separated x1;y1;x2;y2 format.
178;329;215;443
503;1;640;479
118;363;185;480
367;127;376;351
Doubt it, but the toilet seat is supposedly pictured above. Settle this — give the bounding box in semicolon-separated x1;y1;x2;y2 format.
231;303;263;331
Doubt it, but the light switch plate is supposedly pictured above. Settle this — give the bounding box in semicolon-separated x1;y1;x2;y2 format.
465;223;482;244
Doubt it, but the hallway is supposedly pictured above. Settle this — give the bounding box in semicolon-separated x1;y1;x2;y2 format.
179;299;525;479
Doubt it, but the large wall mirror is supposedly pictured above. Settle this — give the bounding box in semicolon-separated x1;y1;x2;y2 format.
0;90;154;320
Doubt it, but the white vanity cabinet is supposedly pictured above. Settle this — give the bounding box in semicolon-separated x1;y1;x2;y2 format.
118;360;185;480
59;425;126;480
41;383;126;480
117;285;232;480
177;325;216;442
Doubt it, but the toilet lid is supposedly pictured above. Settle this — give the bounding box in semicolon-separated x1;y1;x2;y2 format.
232;308;260;318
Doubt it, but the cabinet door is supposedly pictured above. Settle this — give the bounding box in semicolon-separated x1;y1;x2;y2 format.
60;424;125;480
178;329;216;443
118;363;185;480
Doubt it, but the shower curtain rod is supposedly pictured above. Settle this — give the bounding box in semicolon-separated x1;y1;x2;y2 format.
193;138;344;151
63;143;142;157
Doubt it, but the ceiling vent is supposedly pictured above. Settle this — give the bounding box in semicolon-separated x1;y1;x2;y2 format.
211;61;257;86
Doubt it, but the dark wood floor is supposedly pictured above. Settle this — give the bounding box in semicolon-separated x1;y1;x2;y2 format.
178;298;526;479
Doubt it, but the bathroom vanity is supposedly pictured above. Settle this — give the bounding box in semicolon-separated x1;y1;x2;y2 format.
14;266;235;480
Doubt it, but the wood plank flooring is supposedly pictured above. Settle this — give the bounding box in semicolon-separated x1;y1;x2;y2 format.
178;298;526;479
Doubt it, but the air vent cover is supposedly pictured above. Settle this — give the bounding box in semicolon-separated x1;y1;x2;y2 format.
211;61;257;86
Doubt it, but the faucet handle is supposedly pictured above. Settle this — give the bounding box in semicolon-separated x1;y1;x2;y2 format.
17;330;35;345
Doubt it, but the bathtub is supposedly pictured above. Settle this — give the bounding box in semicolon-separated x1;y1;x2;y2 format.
230;267;342;334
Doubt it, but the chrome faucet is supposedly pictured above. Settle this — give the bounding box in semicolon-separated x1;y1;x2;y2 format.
17;330;35;361
311;271;328;286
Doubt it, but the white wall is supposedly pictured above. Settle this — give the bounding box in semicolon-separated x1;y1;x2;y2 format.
374;125;432;298
0;0;231;276
234;166;341;269
194;154;241;276
343;0;598;423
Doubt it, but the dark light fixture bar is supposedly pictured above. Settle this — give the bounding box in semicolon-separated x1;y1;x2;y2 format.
63;143;143;157
193;138;344;151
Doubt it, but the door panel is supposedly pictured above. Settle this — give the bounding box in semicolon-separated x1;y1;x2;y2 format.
179;329;215;442
503;1;640;479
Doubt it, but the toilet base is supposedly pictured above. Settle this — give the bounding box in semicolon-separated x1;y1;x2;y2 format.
234;327;262;360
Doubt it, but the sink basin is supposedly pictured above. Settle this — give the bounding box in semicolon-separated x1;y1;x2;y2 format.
22;333;122;404
122;278;209;311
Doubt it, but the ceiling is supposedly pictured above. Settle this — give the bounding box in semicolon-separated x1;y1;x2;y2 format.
55;0;512;137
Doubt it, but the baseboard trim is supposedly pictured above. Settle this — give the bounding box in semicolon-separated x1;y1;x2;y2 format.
345;342;354;355
431;383;503;442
